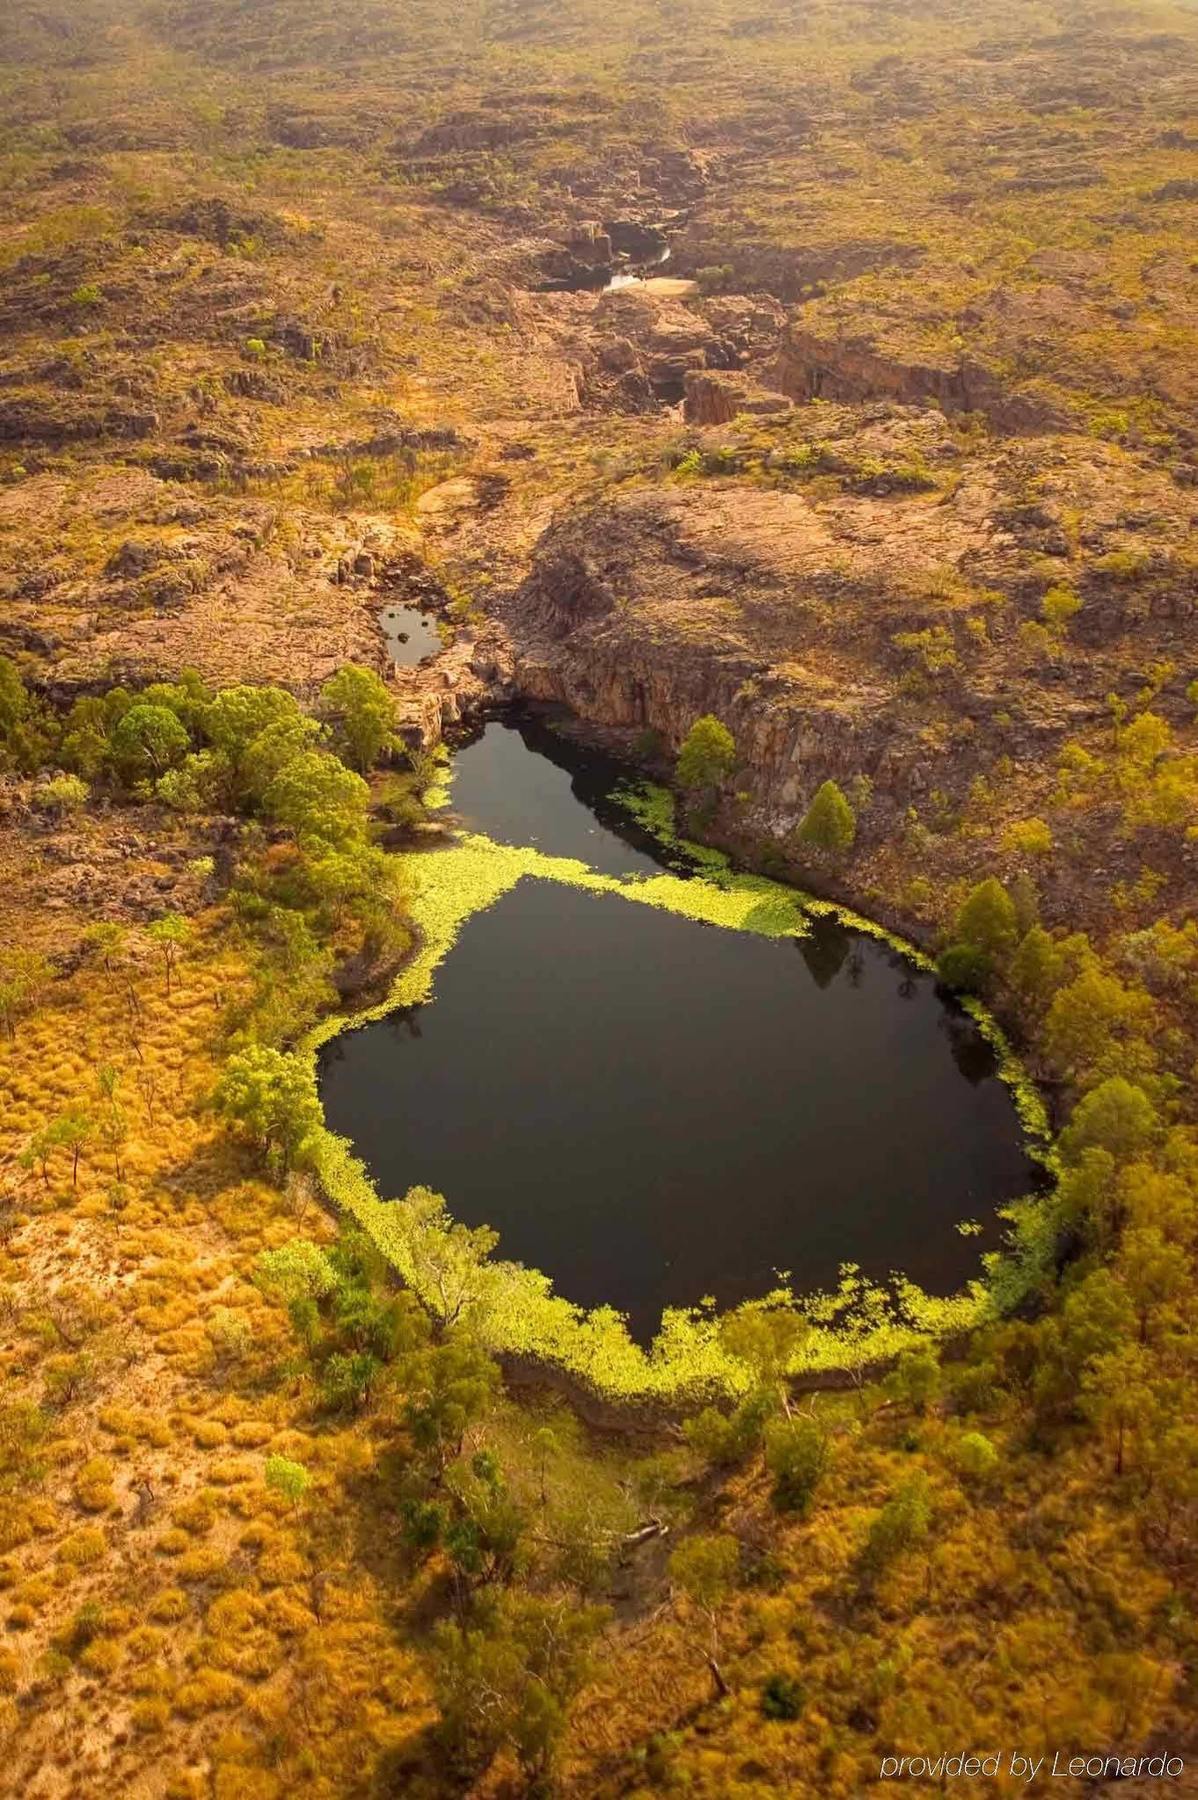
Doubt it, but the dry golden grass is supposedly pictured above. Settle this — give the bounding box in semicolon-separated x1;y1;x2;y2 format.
0;917;432;1797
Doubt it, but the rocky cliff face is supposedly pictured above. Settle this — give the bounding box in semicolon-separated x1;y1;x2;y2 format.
485;424;1198;896
682;368;792;424
773;326;1071;435
496;482;960;834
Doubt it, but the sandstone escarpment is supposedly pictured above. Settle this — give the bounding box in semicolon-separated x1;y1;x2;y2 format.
773;325;1071;435
498;484;969;831
682;368;792;424
491;431;1198;858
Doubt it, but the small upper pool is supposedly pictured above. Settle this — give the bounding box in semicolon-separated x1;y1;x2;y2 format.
318;716;1036;1340
381;603;441;668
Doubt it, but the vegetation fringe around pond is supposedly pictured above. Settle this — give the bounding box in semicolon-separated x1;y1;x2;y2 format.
300;807;1054;1403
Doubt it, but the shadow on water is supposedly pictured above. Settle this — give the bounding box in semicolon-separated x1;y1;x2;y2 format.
320;713;1038;1341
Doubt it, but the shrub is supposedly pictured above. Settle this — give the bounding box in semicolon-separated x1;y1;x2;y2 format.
764;1418;829;1514
761;1672;806;1720
675;716;735;792
173;1668;243;1717
1094;547;1151;581
954;1431;999;1482
797;779;856;852
31;774;88;815
263;1455;310;1505
57;1526;106;1566
147;1588;189;1623
72;1456;116;1512
858;1474;932;1587
1002;817;1054;856
132;1697;170;1734
1042;585;1081;634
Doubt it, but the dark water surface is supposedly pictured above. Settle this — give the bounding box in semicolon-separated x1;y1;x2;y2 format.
319;717;1035;1339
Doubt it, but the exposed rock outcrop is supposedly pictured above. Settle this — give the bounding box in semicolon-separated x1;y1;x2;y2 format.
683;369;791;425
773;325;1072;435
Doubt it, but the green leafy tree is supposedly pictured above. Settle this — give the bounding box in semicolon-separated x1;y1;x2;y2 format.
110;703;190;785
59;697;115;780
263;749;371;844
1043;965;1155;1084
1081;1344;1156;1478
156;750;231;813
401;1335;500;1476
0;656;29;739
48;1106;95;1188
885;1346;942;1414
675;715;735;793
956;877;1018;961
21;1121;59;1187
1058;1077;1160;1167
255;1238;337;1303
95;1064;128;1180
146;913;192;995
203;683;305;760
938;877;1018;990
201;684;312;803
1121;1225;1185;1346
81;922;126;978
0;656;54;771
213;1045;321;1177
719;1299;809;1413
403;1187;499;1328
139;671;211;733
235;716;321;809
797;779;856;852
431;1592;608;1783
684;1388;778;1469
319;664;397;772
1008;924;1083;1015
1058;1268;1136;1383
440;1451;528;1593
0;949;51;1037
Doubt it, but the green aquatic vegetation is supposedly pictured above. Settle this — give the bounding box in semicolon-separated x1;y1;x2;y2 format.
296;776;1050;1402
613;780;735;879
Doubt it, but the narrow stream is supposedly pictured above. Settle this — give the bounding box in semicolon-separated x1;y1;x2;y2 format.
320;714;1036;1340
